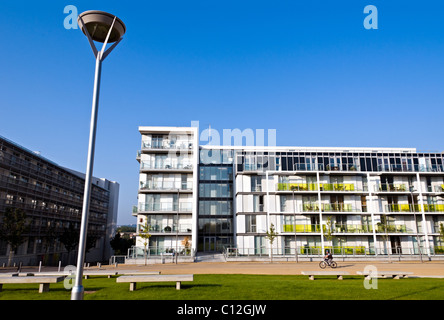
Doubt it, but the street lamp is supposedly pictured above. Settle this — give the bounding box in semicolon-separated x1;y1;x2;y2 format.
71;10;126;301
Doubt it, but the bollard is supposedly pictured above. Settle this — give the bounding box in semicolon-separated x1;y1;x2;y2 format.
38;261;42;273
58;261;62;272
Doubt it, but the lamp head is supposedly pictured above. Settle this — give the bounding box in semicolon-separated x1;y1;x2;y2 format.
78;10;126;43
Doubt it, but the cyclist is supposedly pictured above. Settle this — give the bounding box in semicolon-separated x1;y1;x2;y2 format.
324;250;333;265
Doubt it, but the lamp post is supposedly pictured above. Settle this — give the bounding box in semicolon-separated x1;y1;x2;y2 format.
71;10;126;301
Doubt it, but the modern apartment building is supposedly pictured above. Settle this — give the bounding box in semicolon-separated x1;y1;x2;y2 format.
0;135;119;265
135;127;198;256
135;126;444;259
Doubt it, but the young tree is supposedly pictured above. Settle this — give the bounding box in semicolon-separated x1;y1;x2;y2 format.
265;223;278;263
324;216;335;254
138;222;151;266
377;214;391;263
59;224;79;265
181;236;191;255
0;207;30;267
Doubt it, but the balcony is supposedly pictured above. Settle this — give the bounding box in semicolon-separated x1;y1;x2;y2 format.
281;223;412;234
139;181;192;192
384;204;444;213
144;224;192;234
375;183;407;192
138;202;193;213
376;224;412;233
282;224;323;233
277;183;363;192
301;203;363;212
142;141;194;151
140;161;193;171
282;223;373;233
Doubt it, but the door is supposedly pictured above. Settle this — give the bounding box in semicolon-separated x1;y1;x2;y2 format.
390;236;401;254
204;237;216;252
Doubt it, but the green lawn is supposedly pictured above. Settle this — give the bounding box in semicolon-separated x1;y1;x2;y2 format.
0;274;443;300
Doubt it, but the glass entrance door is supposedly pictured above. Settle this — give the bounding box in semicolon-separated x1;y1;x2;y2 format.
204;236;216;252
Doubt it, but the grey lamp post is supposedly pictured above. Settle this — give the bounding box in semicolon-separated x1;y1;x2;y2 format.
71;10;126;301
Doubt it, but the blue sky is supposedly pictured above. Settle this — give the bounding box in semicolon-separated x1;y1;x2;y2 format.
1;1;444;224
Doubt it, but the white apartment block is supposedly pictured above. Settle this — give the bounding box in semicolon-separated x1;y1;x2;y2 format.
134;126;444;260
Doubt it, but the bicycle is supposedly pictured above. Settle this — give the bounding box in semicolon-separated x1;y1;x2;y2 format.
319;259;337;269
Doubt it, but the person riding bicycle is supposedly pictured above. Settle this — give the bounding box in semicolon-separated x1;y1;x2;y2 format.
324;250;333;265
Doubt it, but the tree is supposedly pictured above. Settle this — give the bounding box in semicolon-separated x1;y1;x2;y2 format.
181;236;191;255
439;223;444;253
138;222;151;266
324;216;335;254
0;207;30;266
110;232;135;255
265;223;278;263
377;214;391;263
59;224;79;265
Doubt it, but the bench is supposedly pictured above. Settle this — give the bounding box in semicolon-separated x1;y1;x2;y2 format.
301;271;350;280
84;270;161;279
116;274;193;291
356;271;413;279
0;276;64;293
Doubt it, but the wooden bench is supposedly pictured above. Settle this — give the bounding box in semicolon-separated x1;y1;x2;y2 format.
356;271;413;279
0;276;64;293
116;274;193;291
301;271;350;280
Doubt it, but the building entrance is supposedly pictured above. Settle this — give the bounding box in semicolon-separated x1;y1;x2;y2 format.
204;236;217;252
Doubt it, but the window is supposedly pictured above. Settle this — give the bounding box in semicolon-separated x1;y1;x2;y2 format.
246;215;257;233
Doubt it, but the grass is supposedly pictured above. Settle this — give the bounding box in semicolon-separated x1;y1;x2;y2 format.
0;274;443;300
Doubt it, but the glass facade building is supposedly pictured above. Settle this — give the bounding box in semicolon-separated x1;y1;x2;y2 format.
136;127;444;259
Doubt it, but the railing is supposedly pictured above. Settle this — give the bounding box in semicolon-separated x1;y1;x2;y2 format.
128;246;194;258
276;183;366;192
282;224;323;233
282;224;373;233
139;181;192;191
377;164;444;173
243;162;444;173
281;223;412;234
301;203;364;212
375;183;407;192
225;245;444;257
375;224;412;233
225;245;371;257
139;224;192;233
142;141;194;150
140;162;193;170
385;204;444;212
138;202;193;212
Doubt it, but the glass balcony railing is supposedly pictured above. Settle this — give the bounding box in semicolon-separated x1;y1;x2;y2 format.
140;161;193;170
277;183;318;191
139;181;192;191
142;141;194;150
277;183;362;192
375;183;407;192
282;224;323;233
384;204;444;212
282;223;412;234
138;202;193;212
144;224;192;233
375;224;412;233
301;203;364;212
282;224;374;233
